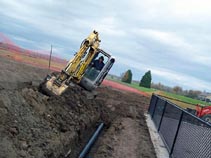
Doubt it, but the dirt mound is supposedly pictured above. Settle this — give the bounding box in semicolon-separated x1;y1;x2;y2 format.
0;57;156;158
0;84;111;158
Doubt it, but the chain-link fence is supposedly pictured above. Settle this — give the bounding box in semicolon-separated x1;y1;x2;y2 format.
148;94;211;158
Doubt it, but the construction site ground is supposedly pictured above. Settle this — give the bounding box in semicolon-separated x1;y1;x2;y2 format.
0;56;156;158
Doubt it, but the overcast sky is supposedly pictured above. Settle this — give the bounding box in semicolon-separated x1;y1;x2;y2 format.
0;0;211;91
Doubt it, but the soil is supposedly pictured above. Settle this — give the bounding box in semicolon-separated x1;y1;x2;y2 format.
0;57;156;158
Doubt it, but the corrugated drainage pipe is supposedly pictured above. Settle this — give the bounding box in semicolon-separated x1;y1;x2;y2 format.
78;122;104;158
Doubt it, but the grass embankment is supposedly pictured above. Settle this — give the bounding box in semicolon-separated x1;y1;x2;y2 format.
106;76;211;109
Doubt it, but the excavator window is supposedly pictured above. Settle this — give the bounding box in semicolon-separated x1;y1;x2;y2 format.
84;53;108;81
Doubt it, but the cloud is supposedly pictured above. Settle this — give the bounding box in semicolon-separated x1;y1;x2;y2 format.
10;35;36;45
94;17;126;37
0;0;211;91
132;28;193;51
151;68;211;91
129;0;211;20
131;28;211;68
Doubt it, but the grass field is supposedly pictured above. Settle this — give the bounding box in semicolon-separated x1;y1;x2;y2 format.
106;76;211;109
106;77;156;94
161;91;211;105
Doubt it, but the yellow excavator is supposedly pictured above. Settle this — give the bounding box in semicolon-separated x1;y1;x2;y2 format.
40;30;115;96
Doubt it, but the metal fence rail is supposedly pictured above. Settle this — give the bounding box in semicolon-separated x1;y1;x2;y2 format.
148;94;211;158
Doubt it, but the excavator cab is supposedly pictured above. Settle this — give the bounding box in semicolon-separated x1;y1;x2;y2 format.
80;49;115;91
39;31;115;96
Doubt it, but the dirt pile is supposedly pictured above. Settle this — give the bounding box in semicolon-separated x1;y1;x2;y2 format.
0;83;111;158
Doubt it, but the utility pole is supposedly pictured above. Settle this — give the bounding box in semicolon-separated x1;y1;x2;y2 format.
49;45;52;71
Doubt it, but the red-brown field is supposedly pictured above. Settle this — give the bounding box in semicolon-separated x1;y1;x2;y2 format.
102;79;149;97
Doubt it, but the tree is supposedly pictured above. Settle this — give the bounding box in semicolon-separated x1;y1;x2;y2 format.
186;90;202;99
173;86;183;94
121;69;132;84
151;82;173;93
139;70;152;88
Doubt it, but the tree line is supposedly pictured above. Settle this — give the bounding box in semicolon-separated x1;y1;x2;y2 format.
121;69;202;99
151;83;202;99
121;69;152;88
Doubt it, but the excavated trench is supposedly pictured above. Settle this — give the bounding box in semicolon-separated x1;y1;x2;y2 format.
0;57;156;158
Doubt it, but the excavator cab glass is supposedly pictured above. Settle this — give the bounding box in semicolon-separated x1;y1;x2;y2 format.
84;53;108;81
79;49;115;91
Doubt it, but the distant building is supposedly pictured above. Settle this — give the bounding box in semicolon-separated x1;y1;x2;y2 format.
205;96;211;103
198;92;211;103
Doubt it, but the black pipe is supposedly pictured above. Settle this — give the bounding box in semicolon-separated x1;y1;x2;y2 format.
78;123;104;158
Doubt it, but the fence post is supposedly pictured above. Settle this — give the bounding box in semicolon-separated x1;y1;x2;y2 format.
148;94;154;113
158;101;167;131
152;95;159;118
170;111;184;155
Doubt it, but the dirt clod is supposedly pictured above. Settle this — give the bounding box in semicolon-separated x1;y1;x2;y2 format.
9;127;19;136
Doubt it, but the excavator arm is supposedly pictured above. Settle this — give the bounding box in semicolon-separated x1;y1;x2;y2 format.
66;31;100;78
40;31;101;96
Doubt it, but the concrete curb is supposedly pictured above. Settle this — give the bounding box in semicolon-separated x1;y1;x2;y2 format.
145;113;169;158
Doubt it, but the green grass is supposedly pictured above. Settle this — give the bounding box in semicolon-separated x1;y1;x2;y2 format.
162;92;211;106
126;82;156;93
106;76;155;93
106;76;211;107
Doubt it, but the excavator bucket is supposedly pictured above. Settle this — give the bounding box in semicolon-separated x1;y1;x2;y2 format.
39;73;69;96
